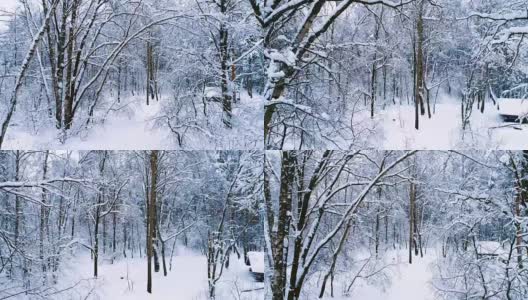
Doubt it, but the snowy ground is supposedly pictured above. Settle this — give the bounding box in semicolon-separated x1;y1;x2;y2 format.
3;91;263;150
2;247;263;300
341;250;436;300
282;94;527;150
376;95;528;150
4;97;170;150
301;248;438;300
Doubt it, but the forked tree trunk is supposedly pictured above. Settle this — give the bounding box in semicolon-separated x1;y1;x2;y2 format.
64;0;79;129
415;0;426;129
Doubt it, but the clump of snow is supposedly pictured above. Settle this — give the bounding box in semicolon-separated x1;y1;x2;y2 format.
499;154;510;164
265;47;296;66
266;97;313;114
204;86;222;99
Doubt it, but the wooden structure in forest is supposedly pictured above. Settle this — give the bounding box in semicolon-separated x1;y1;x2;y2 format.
490;85;528;123
475;241;506;259
247;251;264;282
497;98;528;123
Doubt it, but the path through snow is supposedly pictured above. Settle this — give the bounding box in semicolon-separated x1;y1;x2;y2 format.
380;254;435;300
53;247;263;300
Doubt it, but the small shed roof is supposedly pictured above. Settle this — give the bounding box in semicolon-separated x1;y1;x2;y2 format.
476;241;505;256
498;98;528;117
247;251;264;273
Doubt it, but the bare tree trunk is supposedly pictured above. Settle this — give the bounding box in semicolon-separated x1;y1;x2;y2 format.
117;59;122;103
515;188;523;269
159;227;167;276
413;191;419;256
94;206;100;277
146;38;155;105
64;0;79;129
103;216;107;254
375;207;381;257
40;151;49;283
93;152;107;278
522;151;528;261
272;151;295;300
319;220;352;298
112;212;116;262
409;182;415;264
219;0;232;128
147;150;159;293
415;0;426;121
52;2;69;129
14;151;21;252
370;14;381;118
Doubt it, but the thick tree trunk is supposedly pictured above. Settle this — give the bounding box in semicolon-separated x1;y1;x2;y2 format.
415;0;426;125
64;0;79;129
147;150;158;293
271;151;295;300
219;0;232;128
54;2;69;128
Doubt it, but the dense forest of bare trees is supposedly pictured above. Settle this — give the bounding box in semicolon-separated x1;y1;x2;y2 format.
0;0;264;149
0;150;263;299
1;1;528;300
264;150;528;299
257;0;528;149
0;0;526;149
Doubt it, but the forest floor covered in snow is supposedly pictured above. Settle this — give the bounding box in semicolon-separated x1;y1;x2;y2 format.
3;96;169;150
342;249;436;300
303;248;437;300
3;91;263;150
371;95;528;150
2;246;263;300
